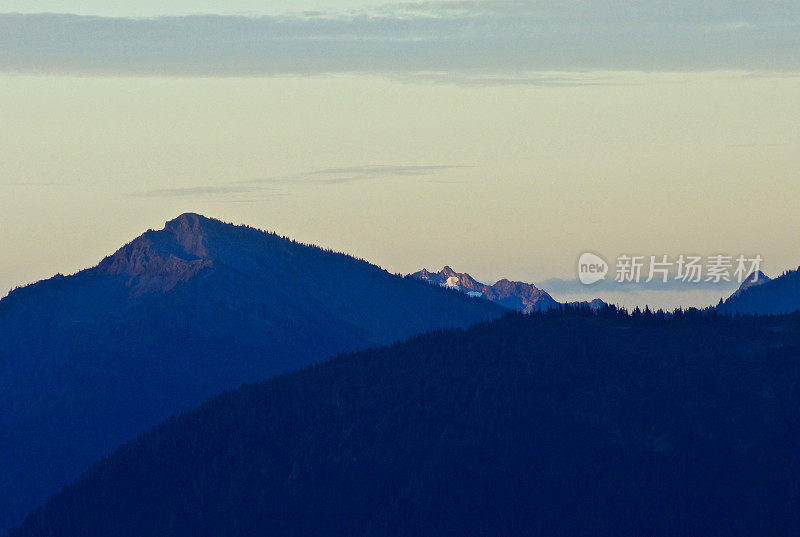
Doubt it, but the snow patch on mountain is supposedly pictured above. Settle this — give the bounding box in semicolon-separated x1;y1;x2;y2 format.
411;266;565;313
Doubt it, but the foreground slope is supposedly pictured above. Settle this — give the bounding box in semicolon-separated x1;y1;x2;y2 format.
12;309;800;537
0;213;502;532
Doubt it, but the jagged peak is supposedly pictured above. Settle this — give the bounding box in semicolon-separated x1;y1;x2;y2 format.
724;270;771;303
409;265;559;313
163;213;214;256
742;270;770;284
735;270;770;292
93;213;222;294
492;278;541;291
164;212;211;232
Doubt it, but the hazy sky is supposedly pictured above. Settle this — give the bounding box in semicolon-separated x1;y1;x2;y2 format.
0;0;381;16
1;1;799;309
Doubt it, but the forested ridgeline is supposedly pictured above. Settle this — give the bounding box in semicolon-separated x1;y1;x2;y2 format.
10;307;800;537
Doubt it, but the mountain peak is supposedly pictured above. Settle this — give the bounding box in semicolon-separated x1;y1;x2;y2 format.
713;267;800;315
164;212;210;233
743;270;770;285
95;213;218;294
441;266;457;276
726;270;771;302
0;217;504;532
162;213;215;258
410;266;559;313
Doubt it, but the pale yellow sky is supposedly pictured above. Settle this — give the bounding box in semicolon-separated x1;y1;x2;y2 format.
1;71;799;309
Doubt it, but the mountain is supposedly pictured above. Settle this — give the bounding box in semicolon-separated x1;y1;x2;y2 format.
718;268;800;315
729;270;771;299
565;297;607;310
0;213;503;533
10;308;800;537
412;266;560;313
412;266;606;312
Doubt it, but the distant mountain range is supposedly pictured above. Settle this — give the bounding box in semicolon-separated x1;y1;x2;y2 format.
414;263;800;318
6;213;800;534
11;309;800;537
411;266;604;313
718;268;800;315
0;213;503;533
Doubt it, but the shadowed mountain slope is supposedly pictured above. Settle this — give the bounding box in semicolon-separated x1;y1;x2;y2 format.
718;268;800;315
10;308;800;537
0;213;503;532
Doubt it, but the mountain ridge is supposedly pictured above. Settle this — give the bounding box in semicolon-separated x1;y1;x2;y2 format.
411;265;559;313
10;308;800;537
411;266;604;312
719;268;800;315
0;213;503;533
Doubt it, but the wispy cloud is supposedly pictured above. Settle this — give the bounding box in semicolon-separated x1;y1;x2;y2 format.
1;2;798;79
308;164;470;179
726;142;789;148
128;163;467;197
5;181;71;187
239;164;470;186
393;71;617;87
129;186;263;198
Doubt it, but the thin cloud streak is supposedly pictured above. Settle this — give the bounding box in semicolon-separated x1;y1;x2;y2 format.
130;164;469;197
392;71;619;87
129;186;263;198
726;143;789;148
239;164;470;186
1;2;798;78
6;182;72;187
309;164;471;176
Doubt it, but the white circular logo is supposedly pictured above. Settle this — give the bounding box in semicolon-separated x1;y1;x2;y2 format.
578;252;608;285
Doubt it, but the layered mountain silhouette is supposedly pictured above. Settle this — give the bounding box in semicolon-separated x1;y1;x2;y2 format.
718;268;800;315
10;308;800;537
0;213;503;532
565;297;607;310
727;270;771;299
412;266;559;313
412;266;604;312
